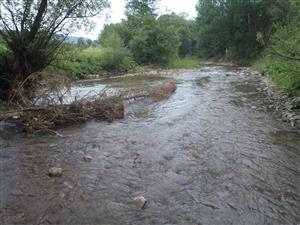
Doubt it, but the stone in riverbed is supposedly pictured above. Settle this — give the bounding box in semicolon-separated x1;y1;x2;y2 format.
133;196;147;209
83;155;93;161
48;167;63;177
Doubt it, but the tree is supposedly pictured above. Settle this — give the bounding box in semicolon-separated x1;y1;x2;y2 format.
125;0;158;35
195;0;295;61
124;0;180;65
0;0;109;101
129;21;180;65
100;30;136;71
125;0;158;16
158;13;197;57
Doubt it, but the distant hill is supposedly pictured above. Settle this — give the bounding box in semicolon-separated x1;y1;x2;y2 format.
65;36;92;44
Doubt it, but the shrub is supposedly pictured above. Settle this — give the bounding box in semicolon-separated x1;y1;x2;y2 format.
101;47;136;72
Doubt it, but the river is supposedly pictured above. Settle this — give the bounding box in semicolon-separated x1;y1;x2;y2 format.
0;64;299;225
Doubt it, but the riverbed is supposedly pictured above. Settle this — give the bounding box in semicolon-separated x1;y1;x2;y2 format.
0;64;299;225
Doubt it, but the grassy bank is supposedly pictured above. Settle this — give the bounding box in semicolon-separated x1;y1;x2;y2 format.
167;57;200;69
253;55;300;97
46;47;136;79
47;48;103;79
46;47;201;79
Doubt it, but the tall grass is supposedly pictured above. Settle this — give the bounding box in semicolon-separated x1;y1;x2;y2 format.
47;46;136;79
253;55;300;96
167;57;200;69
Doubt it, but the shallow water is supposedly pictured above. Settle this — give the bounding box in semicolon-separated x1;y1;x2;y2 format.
66;75;167;102
0;65;300;225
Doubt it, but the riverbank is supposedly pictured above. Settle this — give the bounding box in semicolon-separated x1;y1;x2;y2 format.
255;71;300;129
202;60;300;130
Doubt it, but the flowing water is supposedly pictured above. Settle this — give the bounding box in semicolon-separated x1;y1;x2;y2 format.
0;65;300;225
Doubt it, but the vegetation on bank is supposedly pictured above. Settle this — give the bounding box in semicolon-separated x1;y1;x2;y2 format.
44;0;300;98
253;24;300;97
0;0;299;103
21;0;200;82
46;48;200;79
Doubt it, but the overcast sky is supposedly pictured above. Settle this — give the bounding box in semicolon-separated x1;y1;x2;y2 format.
71;0;198;40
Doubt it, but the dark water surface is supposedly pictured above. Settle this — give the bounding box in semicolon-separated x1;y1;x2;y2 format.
0;65;299;225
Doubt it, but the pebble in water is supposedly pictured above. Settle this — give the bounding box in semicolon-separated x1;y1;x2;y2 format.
133;196;147;209
84;155;93;161
48;167;63;177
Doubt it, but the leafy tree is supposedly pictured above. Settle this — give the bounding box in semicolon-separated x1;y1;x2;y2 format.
129;21;180;65
125;0;158;16
195;0;295;61
158;13;197;57
99;23;131;47
0;0;109;101
124;0;180;65
100;27;135;71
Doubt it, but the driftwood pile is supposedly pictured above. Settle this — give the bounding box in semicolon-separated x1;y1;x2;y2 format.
0;97;124;133
0;80;177;133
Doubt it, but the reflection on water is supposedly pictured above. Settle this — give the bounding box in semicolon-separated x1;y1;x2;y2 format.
0;65;299;225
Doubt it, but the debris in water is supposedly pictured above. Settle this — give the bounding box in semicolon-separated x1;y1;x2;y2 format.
149;80;177;101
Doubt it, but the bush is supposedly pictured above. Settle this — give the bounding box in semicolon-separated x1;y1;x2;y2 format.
47;44;136;78
101;47;136;72
47;48;104;79
254;24;300;96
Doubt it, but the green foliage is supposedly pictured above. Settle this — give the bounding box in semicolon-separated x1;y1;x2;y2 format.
254;22;300;96
254;56;300;96
47;48;104;78
129;20;180;66
101;47;136;71
0;0;109;100
268;24;300;61
158;13;197;57
253;1;300;97
99;27;136;71
195;0;295;62
48;43;136;78
125;0;158;16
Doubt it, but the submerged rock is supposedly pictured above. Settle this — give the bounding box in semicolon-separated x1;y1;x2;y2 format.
83;155;93;161
48;167;63;177
133;196;147;209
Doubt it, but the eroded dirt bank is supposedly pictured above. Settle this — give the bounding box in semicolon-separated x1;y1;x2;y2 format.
0;64;299;225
